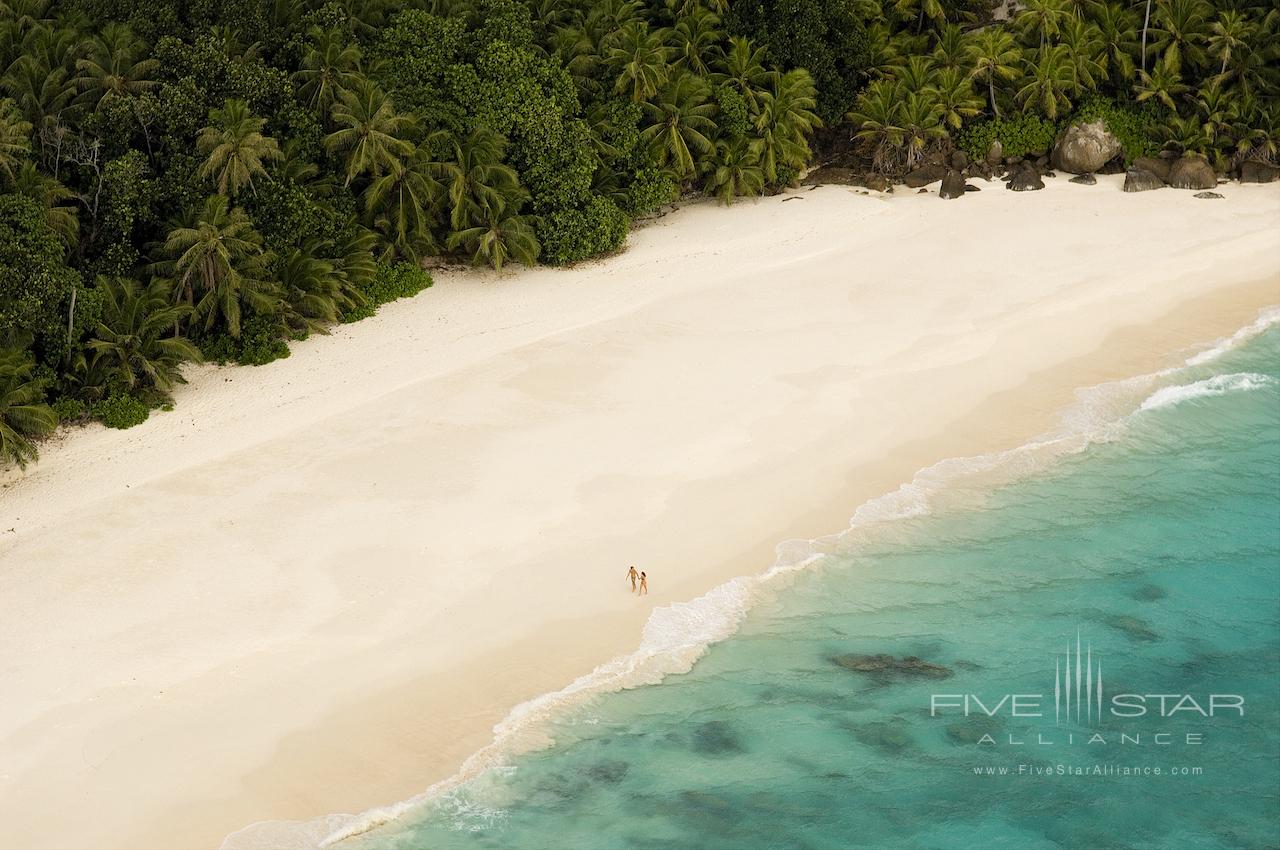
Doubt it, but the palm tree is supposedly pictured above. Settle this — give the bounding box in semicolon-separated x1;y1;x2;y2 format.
849;80;945;174
1207;10;1253;78
276;243;352;334
893;0;944;33
1016;0;1070;49
293;26;363;116
928;66;983;129
1091;3;1139;86
608;22;673;102
896;91;948;170
849;79;907;174
754;69;821;183
331;226;378;308
446;203;540;271
1015;45;1077;119
74;22;158;111
713;36;771;112
965;28;1021;118
862;23;907;80
931;24;968;71
325;79;415;186
364;148;443;263
640;72;716;179
1058;18;1106;95
0;347;55;469
11;160;76;247
893;55;937;94
0;98;32;184
705;138;764;205
429;127;523;232
1148;0;1211;74
671;8;721;76
1191;80;1235;147
1134;48;1188;111
1142;0;1162;72
86;277;201;396
196;99;282;198
2;49;76;129
161;195;277;337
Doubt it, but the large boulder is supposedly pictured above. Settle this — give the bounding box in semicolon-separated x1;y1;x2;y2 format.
1240;160;1280;184
1123;168;1164;192
864;173;890;192
1167;155;1217;190
904;163;949;188
1005;161;1044;192
802;166;860;186
939;170;968;199
1051;120;1123;174
1132;156;1172;182
985;139;1004;166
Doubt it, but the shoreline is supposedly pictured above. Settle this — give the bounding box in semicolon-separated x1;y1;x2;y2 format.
1;176;1278;850
223;274;1280;850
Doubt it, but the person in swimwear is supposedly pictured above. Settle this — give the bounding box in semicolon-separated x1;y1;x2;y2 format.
627;565;639;592
639;571;648;596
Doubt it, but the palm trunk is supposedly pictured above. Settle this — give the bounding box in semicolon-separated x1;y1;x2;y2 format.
989;74;1000;119
64;286;77;365
1140;0;1152;73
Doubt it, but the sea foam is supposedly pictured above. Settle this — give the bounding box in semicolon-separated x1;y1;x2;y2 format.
1139;372;1274;412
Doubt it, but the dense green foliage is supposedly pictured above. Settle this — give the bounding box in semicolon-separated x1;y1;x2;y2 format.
0;0;824;462
846;0;1278;175
0;0;1275;467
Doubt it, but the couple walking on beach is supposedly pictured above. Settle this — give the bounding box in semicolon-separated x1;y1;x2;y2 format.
627;565;648;595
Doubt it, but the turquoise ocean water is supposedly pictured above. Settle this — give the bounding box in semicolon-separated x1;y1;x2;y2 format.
234;317;1280;850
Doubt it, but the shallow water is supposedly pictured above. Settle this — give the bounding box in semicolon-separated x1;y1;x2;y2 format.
343;324;1280;850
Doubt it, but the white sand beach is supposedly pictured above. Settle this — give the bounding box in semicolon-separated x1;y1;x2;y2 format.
2;175;1279;850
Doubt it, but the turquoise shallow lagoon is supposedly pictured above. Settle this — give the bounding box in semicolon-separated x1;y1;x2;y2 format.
352;324;1280;850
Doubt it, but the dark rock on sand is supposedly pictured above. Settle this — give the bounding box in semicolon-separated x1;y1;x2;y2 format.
1240;160;1279;183
864;173;890;192
1052;119;1122;174
950;150;969;170
802;166;861;186
963;183;980;192
904;163;949;188
1168;155;1217;190
832;653;953;680
691;720;744;755
1133;155;1173;182
1123;168;1164;192
939;170;968;199
1069;172;1097;185
1005;161;1044;191
1195;191;1224;199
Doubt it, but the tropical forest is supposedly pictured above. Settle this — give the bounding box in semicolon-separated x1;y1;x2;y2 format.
0;0;1277;466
